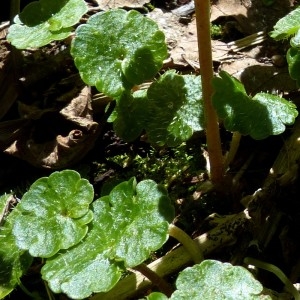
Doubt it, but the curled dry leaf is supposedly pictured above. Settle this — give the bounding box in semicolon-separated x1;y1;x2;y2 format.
1;86;99;169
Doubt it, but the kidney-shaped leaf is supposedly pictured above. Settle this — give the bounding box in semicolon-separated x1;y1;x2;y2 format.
71;9;167;98
171;260;270;300
13;170;94;258
145;71;204;146
7;0;88;49
42;178;174;299
212;71;298;140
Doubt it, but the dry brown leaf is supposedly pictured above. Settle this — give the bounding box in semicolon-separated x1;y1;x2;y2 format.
221;57;298;95
211;0;291;34
148;9;229;67
95;0;149;10
3;86;99;169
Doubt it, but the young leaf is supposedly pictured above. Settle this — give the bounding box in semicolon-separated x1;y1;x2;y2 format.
287;47;300;85
42;178;174;299
7;0;88;49
0;206;33;299
269;6;300;40
170;260;271;300
71;9;167;98
113;90;149;142
12;170;94;258
145;71;204;146
212;71;298;140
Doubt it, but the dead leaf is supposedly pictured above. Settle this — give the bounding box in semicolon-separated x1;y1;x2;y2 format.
211;0;292;34
3;86;100;169
95;0;149;10
148;9;229;67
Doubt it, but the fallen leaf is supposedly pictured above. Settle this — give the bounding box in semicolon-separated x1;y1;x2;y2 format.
3;86;99;169
95;0;149;10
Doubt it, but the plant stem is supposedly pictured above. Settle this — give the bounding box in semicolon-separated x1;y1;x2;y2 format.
132;263;174;297
224;131;242;170
244;257;300;300
93;211;250;300
168;224;203;263
194;0;224;185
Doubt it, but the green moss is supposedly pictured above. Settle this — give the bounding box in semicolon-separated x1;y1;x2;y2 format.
210;24;223;39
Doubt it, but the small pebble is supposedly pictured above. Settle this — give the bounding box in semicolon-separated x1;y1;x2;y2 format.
271;54;286;67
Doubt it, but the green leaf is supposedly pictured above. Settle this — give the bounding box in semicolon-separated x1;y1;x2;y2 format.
270;6;300;40
7;0;88;49
42;178;174;299
113;90;149;142
0;206;33;299
145;71;204;146
145;292;169;300
212;71;298;139
287;47;300;85
171;260;271;300
13;170;94;258
0;193;13;226
290;29;300;48
71;9;167;98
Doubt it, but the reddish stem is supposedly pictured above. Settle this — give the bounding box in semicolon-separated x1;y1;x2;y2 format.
194;0;224;185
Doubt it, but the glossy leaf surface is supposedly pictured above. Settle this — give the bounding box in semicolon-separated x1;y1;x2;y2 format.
270;6;300;40
287;47;300;86
145;71;204;146
212;71;298;139
7;0;88;48
0;204;32;299
42;178;174;299
71;9;167;98
171;260;270;300
13;170;94;257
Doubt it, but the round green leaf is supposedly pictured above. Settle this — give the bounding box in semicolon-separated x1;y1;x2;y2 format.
7;0;88;49
171;260;270;300
71;9;167;98
13;170;94;258
42;178;174;299
145;71;204;146
212;71;298;139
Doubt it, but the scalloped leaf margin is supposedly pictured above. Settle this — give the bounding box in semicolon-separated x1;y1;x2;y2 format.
12;170;94;258
7;0;88;49
42;178;174;299
71;9;168;98
212;71;298;139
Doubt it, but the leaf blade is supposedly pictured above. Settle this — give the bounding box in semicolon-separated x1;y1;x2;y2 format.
13;170;94;258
